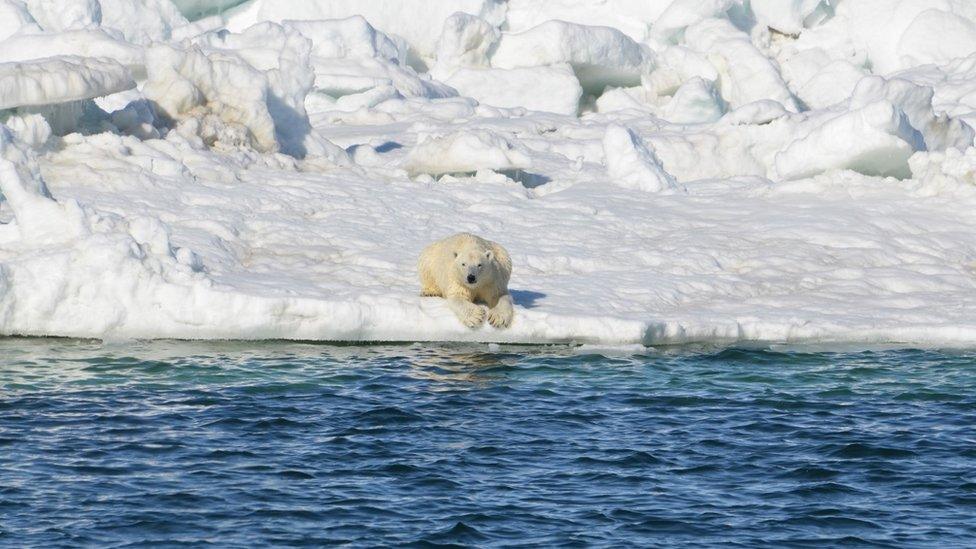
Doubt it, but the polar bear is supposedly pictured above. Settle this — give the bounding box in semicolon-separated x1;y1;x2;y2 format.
418;233;514;328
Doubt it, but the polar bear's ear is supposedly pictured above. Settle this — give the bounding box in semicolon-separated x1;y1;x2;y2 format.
453;251;458;258
485;250;493;260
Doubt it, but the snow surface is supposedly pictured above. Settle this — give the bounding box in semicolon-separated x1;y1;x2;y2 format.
4;0;976;348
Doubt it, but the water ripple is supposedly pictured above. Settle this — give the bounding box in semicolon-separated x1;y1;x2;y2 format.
1;339;975;546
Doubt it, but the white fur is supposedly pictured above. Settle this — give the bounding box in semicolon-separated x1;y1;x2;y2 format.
418;232;514;328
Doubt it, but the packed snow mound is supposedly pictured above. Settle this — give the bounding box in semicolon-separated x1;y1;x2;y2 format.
0;56;135;109
490;20;655;93
403;129;531;176
603;125;678;192
226;0;506;66
444;64;582;116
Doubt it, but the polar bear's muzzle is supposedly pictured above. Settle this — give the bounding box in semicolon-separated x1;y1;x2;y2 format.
466;274;477;284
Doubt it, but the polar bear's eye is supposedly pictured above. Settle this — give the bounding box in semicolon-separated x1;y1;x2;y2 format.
461;262;466;266
477;263;482;267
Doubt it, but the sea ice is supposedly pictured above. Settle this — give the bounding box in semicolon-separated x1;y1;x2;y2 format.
2;0;976;347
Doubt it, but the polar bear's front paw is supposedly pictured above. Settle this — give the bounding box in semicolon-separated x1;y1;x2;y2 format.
487;306;513;328
488;295;514;328
458;305;486;328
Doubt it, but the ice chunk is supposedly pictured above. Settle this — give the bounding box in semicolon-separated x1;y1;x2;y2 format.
282;18;452;100
143;42;279;153
0;124;49;198
909;146;976;188
892;53;976;125
721;99;789;125
594;86;653;114
226;0;507;66
98;0;189;45
490;20;655;94
0;0;41;41
662;77;726;124
684;18;799;112
645;46;720;97
505;0;669;42
0;30;144;72
898;9;976;69
0;56;135;109
0;127;85;242
308;58;455;100
751;0;830;35
849;75;975;151
603;125;678;192
283;17;402;64
190;22;316;156
793;58;866;110
844;0;976;74
3;113;52;149
444;64;582;116
774;101;920;180
653;0;732;41
431;12;498;79
403;129;531;176
144;22;335;158
24;0;100;32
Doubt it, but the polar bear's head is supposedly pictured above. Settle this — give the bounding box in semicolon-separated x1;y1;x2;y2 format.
454;246;495;289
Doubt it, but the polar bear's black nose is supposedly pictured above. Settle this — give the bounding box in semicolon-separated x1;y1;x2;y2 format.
467;275;476;284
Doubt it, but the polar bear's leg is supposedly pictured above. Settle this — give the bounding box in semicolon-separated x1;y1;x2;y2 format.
447;297;486;328
418;251;442;296
420;275;441;297
487;294;514;328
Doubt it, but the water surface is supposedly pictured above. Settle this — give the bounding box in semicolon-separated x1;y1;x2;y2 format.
1;339;975;546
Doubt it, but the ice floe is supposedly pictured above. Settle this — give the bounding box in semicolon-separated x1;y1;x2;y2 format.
1;0;976;348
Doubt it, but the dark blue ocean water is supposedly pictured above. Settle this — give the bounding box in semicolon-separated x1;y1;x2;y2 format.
1;339;975;547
